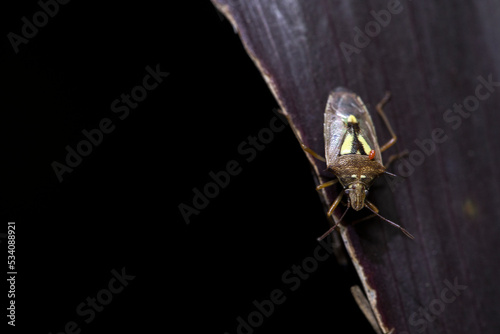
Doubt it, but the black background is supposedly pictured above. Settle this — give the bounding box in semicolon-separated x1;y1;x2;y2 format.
3;1;372;333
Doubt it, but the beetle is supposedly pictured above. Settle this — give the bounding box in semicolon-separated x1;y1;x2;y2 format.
301;87;414;241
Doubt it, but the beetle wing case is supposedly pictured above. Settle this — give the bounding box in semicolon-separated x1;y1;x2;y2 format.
324;87;382;168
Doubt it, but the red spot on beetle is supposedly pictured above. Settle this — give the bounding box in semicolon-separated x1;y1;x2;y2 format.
368;149;376;160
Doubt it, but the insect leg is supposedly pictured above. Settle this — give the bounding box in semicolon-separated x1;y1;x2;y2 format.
384;150;408;169
300;143;326;162
365;200;415;239
376;91;397;153
316;178;339;191
317;196;349;241
364;200;379;213
327;190;345;217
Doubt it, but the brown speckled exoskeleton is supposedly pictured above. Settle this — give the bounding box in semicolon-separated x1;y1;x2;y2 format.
301;87;414;241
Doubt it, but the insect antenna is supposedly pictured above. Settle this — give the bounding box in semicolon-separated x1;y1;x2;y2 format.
365;205;415;239
383;171;398;178
317;206;350;241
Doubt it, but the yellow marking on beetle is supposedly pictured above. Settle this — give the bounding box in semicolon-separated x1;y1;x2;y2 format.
357;134;372;154
347;115;358;123
360;175;366;179
340;133;354;155
351;174;357;178
340;114;372;156
340;132;372;156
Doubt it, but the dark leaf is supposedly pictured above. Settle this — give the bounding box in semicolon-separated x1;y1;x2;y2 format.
211;1;500;333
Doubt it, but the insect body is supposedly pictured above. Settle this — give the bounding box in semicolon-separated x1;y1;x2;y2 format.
302;87;414;241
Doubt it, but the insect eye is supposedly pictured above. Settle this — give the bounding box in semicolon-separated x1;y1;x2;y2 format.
365;190;369;196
